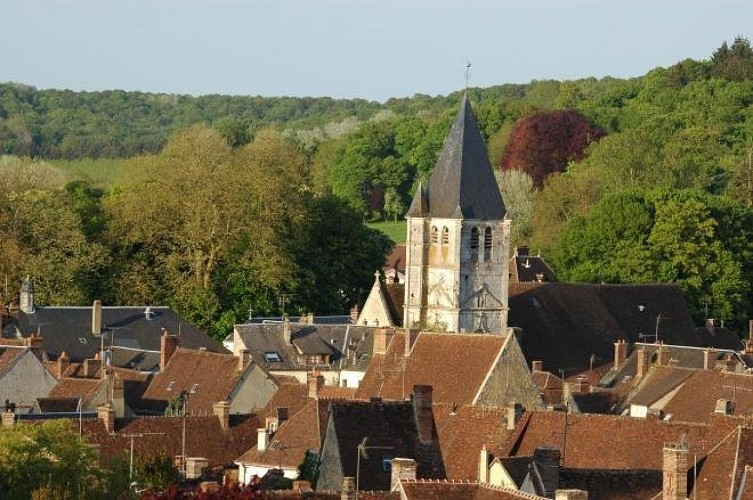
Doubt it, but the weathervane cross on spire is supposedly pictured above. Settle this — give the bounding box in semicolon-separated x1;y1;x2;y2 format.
465;62;472;89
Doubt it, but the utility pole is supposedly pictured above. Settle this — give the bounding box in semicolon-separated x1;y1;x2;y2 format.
123;432;163;481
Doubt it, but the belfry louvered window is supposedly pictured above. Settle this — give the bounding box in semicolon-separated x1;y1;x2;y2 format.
431;226;438;244
470;227;479;262
484;227;492;261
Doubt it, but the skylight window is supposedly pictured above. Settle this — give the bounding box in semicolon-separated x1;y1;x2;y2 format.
264;352;282;363
78;338;87;344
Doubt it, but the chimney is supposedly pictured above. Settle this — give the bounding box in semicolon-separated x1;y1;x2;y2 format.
614;340;628;370
213;401;231;431
98;403;115;434
533;447;561;497
92;300;102;336
703;348;716;370
662;442;689;500
374;328;394;355
569;376;589;395
555;490;588;500
714;398;733;415
307;371;324;399
349;305;360;323
237;349;250;372
84;356;102;379
532;360;543;372
25;333;44;358
283;315;291;345
341;477;356;500
390;458;417;491
745;320;753;354
2;409;15;428
412;385;434;444
706;318;715;334
57;351;70;378
144;307;155;320
636;348;649;378
160;331;179;371
112;374;125;418
257;427;269;452
656;342;666;366
478;445;489;483
306;313;315;325
507;401;523;430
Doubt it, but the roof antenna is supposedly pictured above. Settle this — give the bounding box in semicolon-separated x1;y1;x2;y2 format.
465;62;472;90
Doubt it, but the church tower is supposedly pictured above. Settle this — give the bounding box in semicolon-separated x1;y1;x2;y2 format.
19;276;35;314
403;95;510;333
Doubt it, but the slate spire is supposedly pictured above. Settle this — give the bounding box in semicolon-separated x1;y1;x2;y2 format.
406;94;506;220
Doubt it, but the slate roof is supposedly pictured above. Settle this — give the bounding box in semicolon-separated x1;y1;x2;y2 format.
235;322;373;372
509;247;555;284
324;399;444;491
508;282;730;377
6;306;225;362
355;331;507;403
406;95;506;220
0;346;27;379
37;397;80;412
138;348;245;415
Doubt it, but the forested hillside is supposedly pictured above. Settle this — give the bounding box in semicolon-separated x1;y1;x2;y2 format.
1;36;753;337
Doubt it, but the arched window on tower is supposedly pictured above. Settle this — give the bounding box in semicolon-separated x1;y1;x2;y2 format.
484;227;493;262
431;226;438;244
470;227;479;263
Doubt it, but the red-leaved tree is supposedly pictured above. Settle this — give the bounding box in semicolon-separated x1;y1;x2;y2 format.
499;110;605;187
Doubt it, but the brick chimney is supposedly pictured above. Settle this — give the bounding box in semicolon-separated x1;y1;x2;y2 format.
160;330;179;371
98;403;115;433
555;490;588;500
507;401;523;430
412;385;434;444
84;355;102;379
307;371;324;399
374;328;394;355
283;315;291;345
57;351;70;378
656;342;666;366
662;442;689;500
237;349;250;372
213;401;230;430
257;427;269;452
390;458;417;491
341;477;356;500
636;348;649;378
478;445;489;483
2;409;15;428
703;348;716;370
92;300;102;336
614;340;628;370
532;360;543;372
111;374;125;418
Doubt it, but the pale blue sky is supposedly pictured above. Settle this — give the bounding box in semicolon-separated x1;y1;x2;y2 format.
2;0;751;102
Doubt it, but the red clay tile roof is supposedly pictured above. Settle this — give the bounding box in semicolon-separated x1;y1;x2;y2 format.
48;377;104;407
662;370;753;424
502;411;737;471
318;386;357;400
355;331;507;404
385;244;406;274
383;283;404;326
689;425;753;499
139;348;242;415
236;399;329;469
257;379;309;422
431;404;513;481
0;346;27;378
80;413;261;468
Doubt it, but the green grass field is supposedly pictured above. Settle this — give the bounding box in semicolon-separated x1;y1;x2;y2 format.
368;219;406;244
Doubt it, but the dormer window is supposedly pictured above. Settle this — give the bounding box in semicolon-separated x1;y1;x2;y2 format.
167;381;175;391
